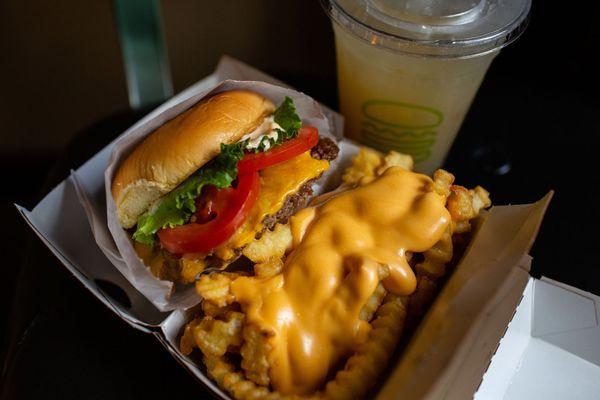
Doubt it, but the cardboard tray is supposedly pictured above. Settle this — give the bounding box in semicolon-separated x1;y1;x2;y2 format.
17;56;600;399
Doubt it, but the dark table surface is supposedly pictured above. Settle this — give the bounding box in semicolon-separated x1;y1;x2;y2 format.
2;60;599;399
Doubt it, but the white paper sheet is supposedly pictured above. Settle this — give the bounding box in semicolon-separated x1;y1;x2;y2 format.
73;57;343;311
476;278;600;400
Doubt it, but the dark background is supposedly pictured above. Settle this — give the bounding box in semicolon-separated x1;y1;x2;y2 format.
1;1;599;399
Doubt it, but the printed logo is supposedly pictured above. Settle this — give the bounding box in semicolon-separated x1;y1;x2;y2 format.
360;100;444;162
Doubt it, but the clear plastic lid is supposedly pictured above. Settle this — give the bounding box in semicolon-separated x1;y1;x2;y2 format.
322;0;531;58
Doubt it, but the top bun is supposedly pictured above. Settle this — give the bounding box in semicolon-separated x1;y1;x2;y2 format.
112;90;275;229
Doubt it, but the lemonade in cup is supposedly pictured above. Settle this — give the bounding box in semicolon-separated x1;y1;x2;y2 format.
322;0;531;173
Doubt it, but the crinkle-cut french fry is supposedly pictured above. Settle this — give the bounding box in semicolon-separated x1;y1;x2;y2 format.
214;245;238;263
241;324;274;386
146;251;179;282
432;169;455;198
342;148;414;186
195;272;238;307
471;186;491;214
451;220;466;234
410;225;453;316
448;185;476;221
408;276;439;317
254;257;284;278
359;283;386;322
446;183;492;234
204;355;282;400
415;261;446;280
243;223;292;263
341;147;383;185
180;317;201;356
415;225;453;280
423;226;453;264
202;301;240;318
322;295;407;400
179;256;206;284
408;175;489;321
193;311;245;357
375;150;414;175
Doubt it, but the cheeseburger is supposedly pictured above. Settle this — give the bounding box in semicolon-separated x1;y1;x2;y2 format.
111;90;338;283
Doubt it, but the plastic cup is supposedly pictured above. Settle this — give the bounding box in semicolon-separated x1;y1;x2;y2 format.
322;0;531;173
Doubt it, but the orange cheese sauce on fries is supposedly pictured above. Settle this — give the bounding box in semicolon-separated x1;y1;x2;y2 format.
230;167;451;395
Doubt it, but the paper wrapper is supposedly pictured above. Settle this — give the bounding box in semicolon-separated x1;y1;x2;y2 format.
73;58;344;311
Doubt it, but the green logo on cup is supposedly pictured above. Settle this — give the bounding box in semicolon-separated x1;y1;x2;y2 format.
360;100;444;162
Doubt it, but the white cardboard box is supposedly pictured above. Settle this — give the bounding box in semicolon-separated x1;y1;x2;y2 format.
476;278;600;400
16;57;600;399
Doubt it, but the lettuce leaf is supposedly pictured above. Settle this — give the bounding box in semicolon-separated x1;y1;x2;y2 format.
131;96;301;245
132;141;246;245
253;96;302;153
273;96;302;136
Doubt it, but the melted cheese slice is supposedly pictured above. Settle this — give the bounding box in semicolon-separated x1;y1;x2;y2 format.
231;167;451;394
214;151;329;259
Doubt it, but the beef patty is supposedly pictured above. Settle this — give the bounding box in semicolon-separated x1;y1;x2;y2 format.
261;137;339;233
310;137;339;161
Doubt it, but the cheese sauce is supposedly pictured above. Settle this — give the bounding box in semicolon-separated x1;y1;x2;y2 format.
230;167;451;394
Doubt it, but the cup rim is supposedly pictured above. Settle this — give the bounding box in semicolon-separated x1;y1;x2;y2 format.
320;0;531;59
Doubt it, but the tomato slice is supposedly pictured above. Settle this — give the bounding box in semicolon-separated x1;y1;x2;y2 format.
157;171;260;254
237;126;319;174
194;186;219;224
157;126;319;254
